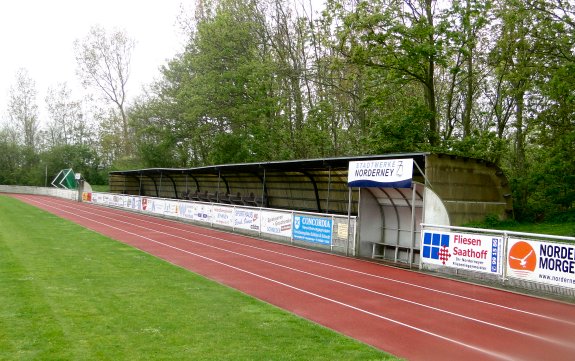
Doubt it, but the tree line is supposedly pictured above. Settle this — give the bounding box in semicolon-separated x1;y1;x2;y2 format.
1;0;574;221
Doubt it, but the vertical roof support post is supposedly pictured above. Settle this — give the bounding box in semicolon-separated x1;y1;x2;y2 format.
165;174;178;199
138;172;143;196
413;158;431;189
346;186;352;256
380;188;401;262
301;171;322;213
217;169;221;202
159;171;163;198
261;167;266;207
326;166;332;214
410;183;417;268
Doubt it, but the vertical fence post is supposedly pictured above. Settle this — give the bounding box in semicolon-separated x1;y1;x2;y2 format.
330;215;335;253
419;224;424;270
409;184;417;268
291;211;294;245
258;208;262;236
502;232;509;285
346;187;353;257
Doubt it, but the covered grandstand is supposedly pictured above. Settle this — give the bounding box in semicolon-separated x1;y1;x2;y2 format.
107;152;512;264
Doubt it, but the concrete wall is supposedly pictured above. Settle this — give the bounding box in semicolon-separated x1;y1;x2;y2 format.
425;154;512;226
0;185;79;201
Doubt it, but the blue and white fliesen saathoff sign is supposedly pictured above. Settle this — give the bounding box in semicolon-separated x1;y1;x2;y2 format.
348;159;414;188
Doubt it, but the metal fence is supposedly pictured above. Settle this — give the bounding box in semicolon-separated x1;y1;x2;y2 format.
420;223;575;298
88;192;358;257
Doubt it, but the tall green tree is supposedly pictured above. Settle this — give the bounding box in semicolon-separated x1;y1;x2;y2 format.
7;69;40;151
44;83;90;148
329;0;449;147
190;0;280;163
0;126;25;185
74;26;135;157
487;0;575;218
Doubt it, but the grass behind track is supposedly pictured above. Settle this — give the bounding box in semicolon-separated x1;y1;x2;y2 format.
465;218;575;238
0;196;395;360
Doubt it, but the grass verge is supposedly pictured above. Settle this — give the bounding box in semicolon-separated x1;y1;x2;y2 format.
88;184;109;192
464;217;575;238
0;195;395;360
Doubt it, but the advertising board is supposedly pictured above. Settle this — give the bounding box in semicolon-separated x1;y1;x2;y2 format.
234;208;260;232
86;193;356;255
178;202;211;223
148;198;165;215
507;238;575;289
261;211;292;237
348;158;413;188
293;215;333;245
421;230;503;275
212;205;234;227
82;192;92;202
124;196;141;211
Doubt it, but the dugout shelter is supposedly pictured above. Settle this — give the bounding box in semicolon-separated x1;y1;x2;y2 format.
108;152;512;264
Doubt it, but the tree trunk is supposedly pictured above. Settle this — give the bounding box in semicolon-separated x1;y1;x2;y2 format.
425;0;438;146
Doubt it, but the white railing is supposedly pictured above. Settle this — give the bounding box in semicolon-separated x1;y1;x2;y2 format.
420;223;575;296
87;192;357;256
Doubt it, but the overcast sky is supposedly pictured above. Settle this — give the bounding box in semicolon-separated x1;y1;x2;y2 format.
0;0;188;121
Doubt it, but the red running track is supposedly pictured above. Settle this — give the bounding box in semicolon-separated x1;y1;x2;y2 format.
10;194;575;361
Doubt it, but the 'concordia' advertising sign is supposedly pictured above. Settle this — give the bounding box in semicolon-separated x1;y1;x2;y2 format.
421;230;503;275
348;159;413;188
507;238;575;289
293;215;333;245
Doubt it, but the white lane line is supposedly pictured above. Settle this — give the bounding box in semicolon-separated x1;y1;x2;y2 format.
24;196;516;361
67;198;575;327
42;198;575;349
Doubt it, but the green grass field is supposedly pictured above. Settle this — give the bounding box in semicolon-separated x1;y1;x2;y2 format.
88;184;109;192
0;195;395;361
465;216;575;238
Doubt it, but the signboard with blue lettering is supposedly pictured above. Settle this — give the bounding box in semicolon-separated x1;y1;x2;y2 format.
421;230;503;275
293;215;333;245
348;159;413;188
507;238;575;289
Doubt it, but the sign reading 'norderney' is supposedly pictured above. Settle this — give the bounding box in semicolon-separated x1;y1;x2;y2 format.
507;238;575;289
348;159;413;188
421;230;503;275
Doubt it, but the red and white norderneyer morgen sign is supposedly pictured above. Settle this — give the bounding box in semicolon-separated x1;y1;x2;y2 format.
507;238;575;289
421;230;503;275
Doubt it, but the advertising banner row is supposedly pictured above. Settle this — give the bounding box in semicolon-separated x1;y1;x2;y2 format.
88;193;336;246
421;230;575;290
87;193;573;291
